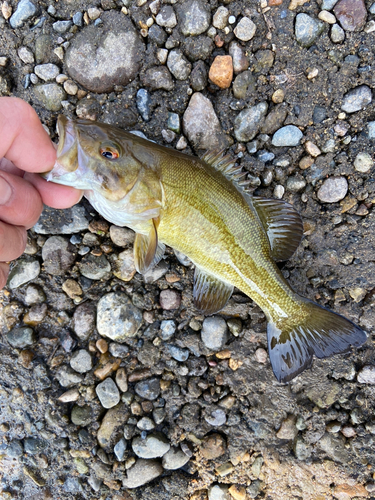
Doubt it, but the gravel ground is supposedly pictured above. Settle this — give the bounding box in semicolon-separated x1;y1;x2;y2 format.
0;0;375;499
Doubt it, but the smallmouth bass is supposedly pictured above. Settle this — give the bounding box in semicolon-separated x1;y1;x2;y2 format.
46;116;367;382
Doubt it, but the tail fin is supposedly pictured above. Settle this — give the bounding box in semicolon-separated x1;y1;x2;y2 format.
267;299;367;383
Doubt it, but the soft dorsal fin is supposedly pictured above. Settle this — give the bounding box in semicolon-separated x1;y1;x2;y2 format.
201;150;251;191
252;197;303;262
134;219;165;274
193;266;234;315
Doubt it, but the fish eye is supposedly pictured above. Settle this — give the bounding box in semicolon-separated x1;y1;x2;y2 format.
99;143;120;160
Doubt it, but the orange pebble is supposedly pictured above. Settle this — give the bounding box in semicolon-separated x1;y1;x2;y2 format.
209;55;233;89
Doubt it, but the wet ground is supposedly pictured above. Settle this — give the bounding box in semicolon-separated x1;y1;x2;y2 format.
0;0;375;499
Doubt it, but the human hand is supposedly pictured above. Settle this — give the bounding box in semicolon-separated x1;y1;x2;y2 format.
0;97;83;288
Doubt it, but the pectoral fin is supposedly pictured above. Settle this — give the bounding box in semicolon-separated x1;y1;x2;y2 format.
193;267;233;315
252;196;303;261
134;219;165;274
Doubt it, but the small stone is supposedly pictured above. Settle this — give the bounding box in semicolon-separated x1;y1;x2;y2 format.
162;446;190;470
136;89;151;122
132;433;170;458
96;378;120;408
305;141;321;157
213;6;229;29
272;89;285;103
289;0;310;8
273;185;285;199
97;293;142;342
7;259;40;289
255;348;267;363
135;377;160;400
209;55;233;89
176;0;210;36
88;7;100;20
299;156;314;170
333;0;367;31
277;415;298;440
70;350;92;373
155;5;177;28
58;388;80;403
228;42;249;74
205;408;226;427
34;63;60;81
159;289;181;310
334;484;369;499
341;425;356;438
62;279;82;300
18;47;34;64
9;0;36;28
122;459;163;488
109;226;135;247
364;20;375;33
63;80;78;95
317;177;348;203
111;249;136;282
234;102;268;142
1;1;12;20
341;85;372;113
53;20;72;33
354;152;373;173
318;10;336;23
322;0;339;8
201;316;228;350
71;405;93;426
208;484;230;500
56;366;84;387
234;17;256;41
295;13;324;47
167;49;192;80
6;327;36;348
272;125;303;146
368;121;375;139
73;302;95;341
143;66;174;91
6;440;23;458
137;417;155;431
160;320;176;340
33;83;66;112
42;236;76;275
357;366;375;384
228;485;246;500
73;11;83;26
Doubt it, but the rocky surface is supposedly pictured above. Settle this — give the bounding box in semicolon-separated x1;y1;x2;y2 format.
1;0;375;499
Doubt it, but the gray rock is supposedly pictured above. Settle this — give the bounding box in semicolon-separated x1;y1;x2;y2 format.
318;433;350;463
18;47;34;64
190;60;208;92
331;23;345;42
136;89;151;122
114;438;127;461
168;112;180;133
55;366;84;387
109;342;129;358
132;433;170;458
317;177;348;203
70;350;92;374
97;292;143;341
73;12;83;26
167;344;189;362
167;49;192;80
156;5;177;28
368;121;375;139
6;440;23;459
142;66;174;91
7;259;40;289
122;458;163;488
160;320;176;340
34;63;60;81
183;92;228;150
234;17;257;41
371;2;375;14
53;20;72;33
63;477;83;493
234;102;268;142
148;25;168;46
204;408;227;426
79;254;111;280
9;0;36;28
341;85;372;113
42;236;76;275
97;403;129;450
96;378;120;409
33;83;66;112
286;177;306;192
24;437;47;455
159;289;181;310
135;377;160;400
201;316;228;350
229;41;249;74
110;249;136;282
357;366;375;384
24;284;45;305
71;405;93;426
162;446;190;470
137;417;155;431
354;152;373;173
213;6;229;30
322;0;339;9
176;0;210;36
34;206;89;234
109;225;135;246
208;484;230;500
295;13;324;47
271;125;303;146
183;36;214;62
6;327;36;348
232;70;256;99
65;12;144;93
73;302;95;341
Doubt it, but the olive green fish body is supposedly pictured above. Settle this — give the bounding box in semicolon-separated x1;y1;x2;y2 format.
47;117;367;382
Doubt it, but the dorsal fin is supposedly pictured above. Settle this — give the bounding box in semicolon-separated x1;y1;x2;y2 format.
201;149;251;191
252;197;303;262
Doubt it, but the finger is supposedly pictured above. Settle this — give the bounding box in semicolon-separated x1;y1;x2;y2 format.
0;158;23;177
0;171;43;228
24;172;83;209
0;262;9;290
0;97;56;173
0;221;27;262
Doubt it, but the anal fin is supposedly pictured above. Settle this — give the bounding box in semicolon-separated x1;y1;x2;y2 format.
193;266;233;315
134;219;165;274
252;196;303;261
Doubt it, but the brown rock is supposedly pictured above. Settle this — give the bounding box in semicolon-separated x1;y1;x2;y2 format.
209;55;233;89
334;0;367;32
200;433;227;459
269;0;282;4
289;0;309;10
97;403;129;450
334;483;368;499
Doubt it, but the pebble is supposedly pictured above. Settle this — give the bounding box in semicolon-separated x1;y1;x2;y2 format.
96;378;120;408
33;83;66;111
209;56;233;89
272;89;285;103
232;71;256;99
122;459;163;488
56;366;84;387
70;349;92;373
305;141;321;157
168;112;180;134
24;437;47;455
18;47;34;64
7;259;40;289
132;433;170;458
136;89;151;122
234;17;256;41
234;102;268;142
287;177;306;193
71;405;93;426
333;0;367;31
42;236;76;275
318;10;336;23
73;11;83;26
272;125;303;146
295;13;324;47
341;85;372;113
156;5;177;28
357;366;375;384
66;14;144;93
317;177;348;203
201;316;228;351
9;0;36;28
167;50;192;80
159;289;181;310
255;347;268;363
135;377;160;400
228;485;246;500
162;446;190;470
143;66;174;91
109;226;135;247
213;6;229;29
176;0;210;36
63;80;78;95
273;185;285;199
205;408;227;427
97;292;142;341
137;417;155;431
114;438;127;461
322;0;339;8
229;42;249;74
167;344;189;362
6;327;36;348
354;152;373;173
6;440;23;459
52;20;72;33
330;23;345;42
208;484;230;500
73;302;95;341
160;320;176;340
368;121;375;139
111;249;136;282
277;415;298;440
34;206;89;234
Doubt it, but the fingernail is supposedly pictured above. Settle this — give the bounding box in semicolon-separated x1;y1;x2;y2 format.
0;176;12;205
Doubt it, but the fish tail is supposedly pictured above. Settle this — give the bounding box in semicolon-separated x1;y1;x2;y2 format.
267;297;367;383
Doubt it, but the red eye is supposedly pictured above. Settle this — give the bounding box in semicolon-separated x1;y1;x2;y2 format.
100;146;119;160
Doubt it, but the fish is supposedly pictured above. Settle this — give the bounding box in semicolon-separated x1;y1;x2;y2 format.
45;116;367;383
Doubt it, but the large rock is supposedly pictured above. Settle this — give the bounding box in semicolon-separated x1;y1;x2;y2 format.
65;12;144;93
334;0;367;31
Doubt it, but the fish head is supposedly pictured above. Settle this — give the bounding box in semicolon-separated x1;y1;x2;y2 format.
46;116;142;202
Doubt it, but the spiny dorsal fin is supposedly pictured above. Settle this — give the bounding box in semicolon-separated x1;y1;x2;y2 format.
202;149;251;191
252;196;303;262
134;219;165;274
194;266;234;315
